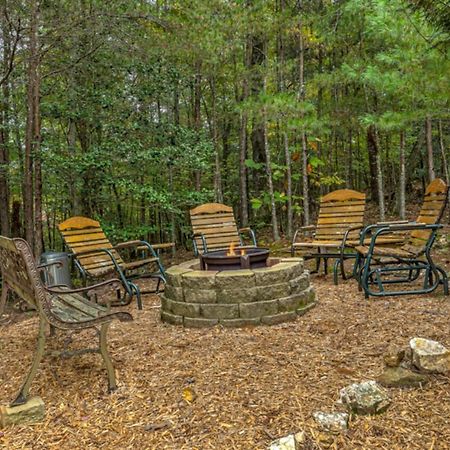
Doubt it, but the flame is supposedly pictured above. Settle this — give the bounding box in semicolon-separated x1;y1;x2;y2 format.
240;249;246;256
227;242;236;256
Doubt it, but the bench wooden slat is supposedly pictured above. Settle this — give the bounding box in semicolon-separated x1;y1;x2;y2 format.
190;203;255;254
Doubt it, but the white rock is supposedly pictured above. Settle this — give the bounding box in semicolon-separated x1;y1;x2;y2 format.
313;411;349;432
339;380;390;415
268;433;297;450
410;338;450;374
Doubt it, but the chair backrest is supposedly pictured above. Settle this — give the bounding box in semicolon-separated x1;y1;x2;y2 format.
407;178;449;246
189;203;241;253
315;189;367;243
58;216;124;276
0;236;46;311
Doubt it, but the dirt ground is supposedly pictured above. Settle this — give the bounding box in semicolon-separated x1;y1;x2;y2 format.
1;247;450;450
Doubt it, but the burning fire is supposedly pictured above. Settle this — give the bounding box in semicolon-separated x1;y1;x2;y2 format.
226;242;246;256
227;242;236;256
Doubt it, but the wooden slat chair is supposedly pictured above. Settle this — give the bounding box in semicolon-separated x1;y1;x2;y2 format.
354;178;449;298
58;216;167;310
291;189;368;283
189;203;257;255
0;236;132;407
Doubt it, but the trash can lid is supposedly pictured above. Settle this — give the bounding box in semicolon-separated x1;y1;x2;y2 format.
40;251;69;262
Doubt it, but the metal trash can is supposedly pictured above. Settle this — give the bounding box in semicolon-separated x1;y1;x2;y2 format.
40;251;72;288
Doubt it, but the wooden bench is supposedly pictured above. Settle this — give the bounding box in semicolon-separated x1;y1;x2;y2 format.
58;216;170;310
354;178;449;297
189;203;257;255
0;236;132;407
291;189;368;282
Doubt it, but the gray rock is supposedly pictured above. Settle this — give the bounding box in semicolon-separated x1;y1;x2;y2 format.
255;283;290;301
216;286;258;303
261;311;297;325
183;288;217;304
239;299;278;318
289;272;310;295
383;347;405;367
200;303;239;319
182;270;217;289
410;338;450;374
0;397;45;428
214;270;256;289
340;380;391;415
160;310;183;325
313;411;349;432
268;432;304;450
184;317;218;328
376;366;429;388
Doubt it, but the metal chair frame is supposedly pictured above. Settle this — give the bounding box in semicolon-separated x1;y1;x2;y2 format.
354;222;449;298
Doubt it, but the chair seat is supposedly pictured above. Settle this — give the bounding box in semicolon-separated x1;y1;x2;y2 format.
86;257;159;277
49;292;132;325
354;245;418;259
292;236;404;250
121;257;159;271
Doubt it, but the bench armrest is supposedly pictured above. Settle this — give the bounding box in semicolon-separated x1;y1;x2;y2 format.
341;225;365;247
239;227;257;247
114;240;142;249
46;278;123;295
359;221;417;243
191;232;207;256
292;225;317;245
364;223;441;251
375;220;409;226
150;242;175;250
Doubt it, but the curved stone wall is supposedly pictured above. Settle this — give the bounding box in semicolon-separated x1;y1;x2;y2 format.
160;257;316;328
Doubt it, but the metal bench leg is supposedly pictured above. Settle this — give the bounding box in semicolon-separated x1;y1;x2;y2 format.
333;259;340;285
11;318;46;406
99;322;117;393
129;282;142;310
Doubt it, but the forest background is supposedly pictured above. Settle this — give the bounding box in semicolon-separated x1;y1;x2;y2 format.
0;0;448;257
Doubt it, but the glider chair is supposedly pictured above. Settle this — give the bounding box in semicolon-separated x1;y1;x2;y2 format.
189;203;257;255
354;178;449;298
58;216;167;310
0;236;132;406
291;189;368;284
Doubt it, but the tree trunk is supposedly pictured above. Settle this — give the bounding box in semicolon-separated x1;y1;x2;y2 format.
67;119;81;215
239;38;250;227
23;0;41;251
283;132;293;238
193;61;202;190
33;59;43;257
239;112;249;226
347;129;353;189
301;132;310;225
277;0;292;237
372;128;385;221
298;16;309;225
249;34;266;196
0;3;11;236
399;131;406;220
367;125;379;203
438;120;449;185
210;78;223;203
263;101;280;241
426;115;435;182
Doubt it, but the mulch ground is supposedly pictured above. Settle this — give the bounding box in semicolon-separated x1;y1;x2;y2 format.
1;249;450;450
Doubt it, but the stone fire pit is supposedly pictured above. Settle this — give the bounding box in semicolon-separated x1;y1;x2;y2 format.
160;256;316;328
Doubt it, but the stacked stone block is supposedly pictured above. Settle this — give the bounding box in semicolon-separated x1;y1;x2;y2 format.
161;257;316;328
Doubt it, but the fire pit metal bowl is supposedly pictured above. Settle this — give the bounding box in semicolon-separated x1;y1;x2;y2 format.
200;247;269;271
